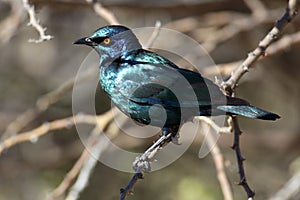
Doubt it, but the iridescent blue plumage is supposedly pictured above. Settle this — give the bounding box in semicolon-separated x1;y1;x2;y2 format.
74;25;280;135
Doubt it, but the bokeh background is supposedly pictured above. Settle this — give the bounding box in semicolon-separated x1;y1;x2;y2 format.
1;0;300;199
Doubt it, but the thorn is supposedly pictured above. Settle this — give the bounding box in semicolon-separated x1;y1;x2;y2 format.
293;10;298;16
231;144;236;150
120;188;125;193
248;52;256;57
242;65;249;72
268;32;278;40
137;173;144;179
258;45;266;56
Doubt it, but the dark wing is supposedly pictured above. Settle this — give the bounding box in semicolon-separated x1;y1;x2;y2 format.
116;49;227;107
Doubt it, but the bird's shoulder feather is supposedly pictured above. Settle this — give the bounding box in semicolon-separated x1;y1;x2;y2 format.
114;49;226;107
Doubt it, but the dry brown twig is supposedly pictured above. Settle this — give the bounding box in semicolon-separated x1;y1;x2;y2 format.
243;0;268;18
200;6;280;52
0;107;116;155
22;0;53;42
0;0;26;44
85;0;120;25
220;0;299;199
64;126;114;200
46;108;115;200
269;170;300;200
222;0;299;93
1;67;97;141
202;29;300;77
198;117;233;200
145;21;162;48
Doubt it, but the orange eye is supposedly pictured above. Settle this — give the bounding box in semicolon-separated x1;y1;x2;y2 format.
103;38;110;45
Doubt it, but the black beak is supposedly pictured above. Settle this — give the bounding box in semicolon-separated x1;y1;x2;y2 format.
73;37;95;46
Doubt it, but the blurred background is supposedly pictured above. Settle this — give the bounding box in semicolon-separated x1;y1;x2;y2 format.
0;0;300;199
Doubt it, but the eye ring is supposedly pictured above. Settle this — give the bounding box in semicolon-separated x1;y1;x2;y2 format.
103;38;110;45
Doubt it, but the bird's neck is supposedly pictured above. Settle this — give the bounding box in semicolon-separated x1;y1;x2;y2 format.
99;53;125;96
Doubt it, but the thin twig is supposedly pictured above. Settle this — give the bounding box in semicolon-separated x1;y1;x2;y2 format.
220;2;299;198
222;0;299;94
119;173;143;200
200;120;233;200
85;0;120;25
47;146;90;200
231;116;255;198
201;8;281;53
1;67;97;141
203;29;300;77
0;0;25;44
133;132;173;173
22;0;53;43
266;30;300;55
0;114;94;154
0;107;115;155
120;132;173;200
65;128;107;200
145;21;162;48
243;0;267;18
198;116;232;135
46;109;115;199
269;170;300;200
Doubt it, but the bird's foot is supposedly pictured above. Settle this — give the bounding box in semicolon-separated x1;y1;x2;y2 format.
171;132;181;145
132;132;173;173
162;126;181;145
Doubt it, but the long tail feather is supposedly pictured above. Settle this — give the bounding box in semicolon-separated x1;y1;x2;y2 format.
217;105;280;120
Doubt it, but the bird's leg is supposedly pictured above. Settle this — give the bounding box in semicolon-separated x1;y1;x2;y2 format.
132;127;176;173
163;125;181;145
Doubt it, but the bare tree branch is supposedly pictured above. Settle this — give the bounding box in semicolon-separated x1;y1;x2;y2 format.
145;21;162;48
203;29;300;77
1;67;97;141
120;173;143;200
219;1;299;198
222;0;299;94
85;0;120;25
200;119;233;200
0;107;115;155
46;109;115;200
65;128;107;200
243;0;267;18
0;0;25;44
269;170;300;200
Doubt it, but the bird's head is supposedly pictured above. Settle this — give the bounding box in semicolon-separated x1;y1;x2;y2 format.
74;25;142;63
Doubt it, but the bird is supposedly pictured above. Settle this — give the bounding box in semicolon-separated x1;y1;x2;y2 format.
74;25;280;136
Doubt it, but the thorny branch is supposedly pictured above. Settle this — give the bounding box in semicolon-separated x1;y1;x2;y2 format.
221;0;299;199
203;29;300;77
231;116;255;198
120;132;174;200
222;0;299;94
119;173;143;200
